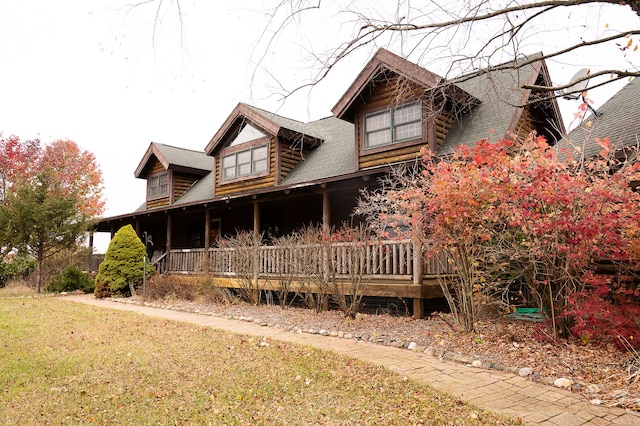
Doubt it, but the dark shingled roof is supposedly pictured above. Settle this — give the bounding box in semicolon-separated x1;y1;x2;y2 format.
135;142;213;179
131;53;557;212
173;172;215;206
281;116;355;184
244;105;327;141
556;77;640;160
439;54;544;155
153;143;213;172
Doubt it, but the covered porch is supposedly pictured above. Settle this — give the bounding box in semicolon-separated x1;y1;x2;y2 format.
152;239;450;318
95;173;450;318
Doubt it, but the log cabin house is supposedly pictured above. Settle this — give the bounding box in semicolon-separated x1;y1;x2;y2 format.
94;48;566;317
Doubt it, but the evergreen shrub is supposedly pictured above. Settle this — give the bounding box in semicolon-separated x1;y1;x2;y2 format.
0;255;35;287
94;224;154;298
46;266;94;293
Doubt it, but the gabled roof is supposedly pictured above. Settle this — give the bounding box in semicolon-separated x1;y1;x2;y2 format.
104;49;566;224
556;77;640;160
332;48;479;122
438;53;563;153
172;116;355;202
134;142;213;178
205;103;325;155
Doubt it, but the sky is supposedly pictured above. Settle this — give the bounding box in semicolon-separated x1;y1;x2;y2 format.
1;1;639;252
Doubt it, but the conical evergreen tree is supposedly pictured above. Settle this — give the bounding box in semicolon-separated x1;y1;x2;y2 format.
94;224;154;298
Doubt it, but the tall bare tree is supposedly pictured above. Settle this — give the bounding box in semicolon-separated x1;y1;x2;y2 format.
250;0;640;105
117;1;639;107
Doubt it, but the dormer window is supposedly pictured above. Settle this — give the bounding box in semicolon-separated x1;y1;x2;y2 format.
148;172;168;198
221;145;269;181
364;102;422;149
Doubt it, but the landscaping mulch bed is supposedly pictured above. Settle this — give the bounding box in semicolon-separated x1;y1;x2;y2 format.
133;296;640;411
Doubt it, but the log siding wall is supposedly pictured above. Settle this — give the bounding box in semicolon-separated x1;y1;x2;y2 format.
215;137;277;196
173;173;198;201
513;107;536;142
355;75;456;170
146;158;170;209
279;143;307;181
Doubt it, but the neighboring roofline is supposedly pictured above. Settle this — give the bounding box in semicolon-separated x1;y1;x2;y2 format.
332;48;443;120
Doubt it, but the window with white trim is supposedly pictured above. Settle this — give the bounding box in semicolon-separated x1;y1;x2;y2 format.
148;172;168;198
364;102;422;149
222;145;268;180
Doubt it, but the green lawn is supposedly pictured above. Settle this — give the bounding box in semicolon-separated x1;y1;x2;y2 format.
0;296;513;425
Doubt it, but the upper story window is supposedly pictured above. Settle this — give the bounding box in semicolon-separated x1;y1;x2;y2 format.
221;145;268;181
148;172;168;198
364;102;422;149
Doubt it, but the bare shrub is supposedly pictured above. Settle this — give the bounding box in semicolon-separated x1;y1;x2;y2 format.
329;224;376;319
269;232;300;309
146;274;237;304
146;274;196;301
294;225;332;312
271;224;374;317
218;231;263;305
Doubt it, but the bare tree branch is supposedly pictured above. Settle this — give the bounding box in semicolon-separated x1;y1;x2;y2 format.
118;0;640;110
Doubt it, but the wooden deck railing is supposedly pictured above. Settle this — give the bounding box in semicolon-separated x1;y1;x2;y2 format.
153;239;452;281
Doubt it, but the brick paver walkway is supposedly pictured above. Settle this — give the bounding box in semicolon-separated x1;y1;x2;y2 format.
63;294;640;425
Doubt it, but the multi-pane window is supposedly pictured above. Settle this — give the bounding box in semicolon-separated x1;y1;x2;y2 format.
222;145;268;180
364;102;422;149
148;173;168;198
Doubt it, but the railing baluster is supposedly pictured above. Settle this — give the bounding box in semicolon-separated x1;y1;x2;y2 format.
163;239;428;278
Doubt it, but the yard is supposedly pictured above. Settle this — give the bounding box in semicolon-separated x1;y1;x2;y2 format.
0;292;512;425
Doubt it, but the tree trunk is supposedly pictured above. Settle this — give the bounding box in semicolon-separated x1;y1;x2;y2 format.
36;251;43;293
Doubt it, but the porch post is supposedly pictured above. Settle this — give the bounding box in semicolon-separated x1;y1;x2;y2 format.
322;191;331;232
110;225;115;239
205;209;211;249
135;218;141;236
413;298;424;319
253;201;260;235
166;215;172;253
412;241;423;285
88;231;94;252
412;240;424;319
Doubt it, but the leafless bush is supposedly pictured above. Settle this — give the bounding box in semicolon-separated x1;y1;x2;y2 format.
146;274;197;301
146;274;237;304
269;224;374;317
329;224;376;319
218;230;264;305
269;232;301;309
293;225;332;312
